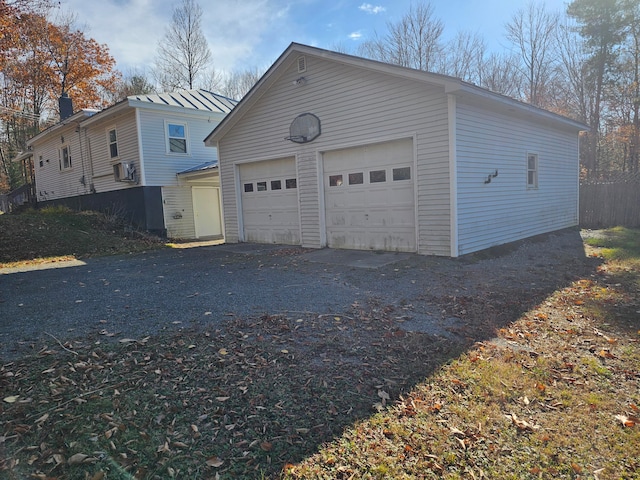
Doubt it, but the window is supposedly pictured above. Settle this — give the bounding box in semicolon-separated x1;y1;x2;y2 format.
349;172;364;185
370;170;386;183
244;183;254;193
108;127;118;158
285;178;297;189
393;167;411;181
329;174;343;186
527;153;538;188
59;146;71;170
271;180;282;190
167;122;188;154
257;181;267;191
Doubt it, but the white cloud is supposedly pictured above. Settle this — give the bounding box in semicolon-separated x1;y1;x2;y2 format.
358;3;386;14
349;31;363;40
61;0;292;73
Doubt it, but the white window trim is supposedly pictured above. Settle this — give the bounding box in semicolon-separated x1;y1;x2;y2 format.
107;126;119;160
527;152;538;189
165;120;190;155
59;144;72;171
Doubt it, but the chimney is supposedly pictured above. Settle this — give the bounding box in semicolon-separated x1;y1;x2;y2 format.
59;93;74;121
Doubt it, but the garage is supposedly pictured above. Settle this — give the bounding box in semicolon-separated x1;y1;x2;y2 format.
323;138;416;252
239;157;300;244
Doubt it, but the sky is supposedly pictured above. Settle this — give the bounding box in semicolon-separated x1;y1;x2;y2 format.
60;0;571;76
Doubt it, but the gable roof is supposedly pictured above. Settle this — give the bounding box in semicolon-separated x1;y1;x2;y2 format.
205;43;586;145
74;89;237;129
27;109;99;146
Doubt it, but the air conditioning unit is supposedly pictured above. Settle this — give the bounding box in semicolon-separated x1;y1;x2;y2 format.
114;161;138;183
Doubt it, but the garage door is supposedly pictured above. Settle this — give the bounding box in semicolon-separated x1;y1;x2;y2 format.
323;138;415;252
239;157;300;244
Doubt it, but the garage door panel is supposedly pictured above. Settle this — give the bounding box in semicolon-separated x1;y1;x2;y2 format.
240;158;300;245
323;138;415;252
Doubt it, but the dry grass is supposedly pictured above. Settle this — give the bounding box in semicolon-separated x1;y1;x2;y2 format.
0;206;164;268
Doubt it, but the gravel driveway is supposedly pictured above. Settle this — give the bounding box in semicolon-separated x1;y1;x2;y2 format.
0;229;599;360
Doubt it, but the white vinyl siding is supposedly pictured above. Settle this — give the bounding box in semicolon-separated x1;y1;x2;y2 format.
217;56;450;254
162;186;196;239
455;100;579;255
87;111;140;193
32;123;88;201
138;110;223;186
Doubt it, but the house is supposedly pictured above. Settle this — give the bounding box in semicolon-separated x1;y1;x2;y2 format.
205;43;587;256
27;89;237;238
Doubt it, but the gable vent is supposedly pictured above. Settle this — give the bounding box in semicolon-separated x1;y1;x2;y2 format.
297;56;307;73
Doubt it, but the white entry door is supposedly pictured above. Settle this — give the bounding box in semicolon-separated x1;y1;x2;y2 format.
323;138;416;252
192;186;223;238
239;157;300;244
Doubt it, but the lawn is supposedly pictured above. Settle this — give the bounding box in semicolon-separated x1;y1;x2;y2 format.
0;212;638;479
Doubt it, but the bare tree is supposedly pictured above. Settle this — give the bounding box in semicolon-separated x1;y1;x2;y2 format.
358;2;444;71
555;21;592;123
479;52;523;98
109;69;156;103
439;31;487;84
220;67;266;100
153;0;212;91
505;2;560;107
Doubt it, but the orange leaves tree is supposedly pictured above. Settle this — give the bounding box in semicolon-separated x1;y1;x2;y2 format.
1;2;120;190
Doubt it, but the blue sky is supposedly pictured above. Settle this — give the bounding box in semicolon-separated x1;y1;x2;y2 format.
61;0;570;75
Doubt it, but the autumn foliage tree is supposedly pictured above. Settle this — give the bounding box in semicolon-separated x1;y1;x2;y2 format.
0;3;120;192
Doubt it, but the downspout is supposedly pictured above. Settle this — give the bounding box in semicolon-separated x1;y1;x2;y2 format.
76;122;87;194
135;108;146;185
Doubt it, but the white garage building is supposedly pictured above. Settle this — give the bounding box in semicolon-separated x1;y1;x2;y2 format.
205;43;586;257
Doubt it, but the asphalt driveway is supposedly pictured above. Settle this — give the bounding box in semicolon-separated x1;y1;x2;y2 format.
0;230;597;360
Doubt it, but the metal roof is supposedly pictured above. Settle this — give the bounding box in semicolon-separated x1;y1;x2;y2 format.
177;161;218;175
129;89;237;114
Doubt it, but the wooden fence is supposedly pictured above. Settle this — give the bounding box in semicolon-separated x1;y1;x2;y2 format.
580;173;640;228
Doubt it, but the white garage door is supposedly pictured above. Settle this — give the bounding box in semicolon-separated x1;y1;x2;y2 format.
239;157;300;245
323;138;415;252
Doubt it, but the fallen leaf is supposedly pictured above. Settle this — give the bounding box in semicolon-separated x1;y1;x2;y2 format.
218;348;228;355
260;441;273;451
206;456;224;467
68;453;92;465
119;338;137;343
3;395;19;403
598;349;616;359
506;413;540;432
34;413;49;425
378;390;390;406
615;414;638;427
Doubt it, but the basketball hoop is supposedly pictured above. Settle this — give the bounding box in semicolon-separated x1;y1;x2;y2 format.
285;113;321;143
